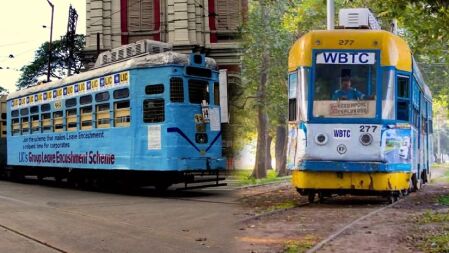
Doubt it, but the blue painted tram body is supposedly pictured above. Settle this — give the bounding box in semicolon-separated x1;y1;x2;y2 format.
6;41;228;188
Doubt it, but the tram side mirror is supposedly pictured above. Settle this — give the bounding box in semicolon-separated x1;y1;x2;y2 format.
219;69;229;123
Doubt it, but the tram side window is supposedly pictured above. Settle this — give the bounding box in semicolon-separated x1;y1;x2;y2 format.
189;80;209;104
143;99;165;123
114;100;130;127
114;88;129;99
31;114;40;133
11;110;19;118
53;111;63;132
65;98;77;108
21;107;29;134
80;95;92;105
96;103;110;128
288;72;298;121
11;118;20;135
170;77;184;102
145;84;164;95
396;76;410;121
95;91;110;102
214;82;220;105
41;103;51;112
30;106;40;133
66;109;77;131
80;106;93;130
42;113;52;132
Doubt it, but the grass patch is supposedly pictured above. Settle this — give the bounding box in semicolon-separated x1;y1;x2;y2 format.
421;211;449;224
233;169;291;186
438;195;449;206
422;232;449;253
283;240;314;253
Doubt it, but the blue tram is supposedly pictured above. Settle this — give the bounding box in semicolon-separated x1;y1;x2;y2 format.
287;10;433;202
5;40;228;190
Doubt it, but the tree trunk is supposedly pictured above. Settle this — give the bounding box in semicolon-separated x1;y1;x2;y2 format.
266;135;273;170
275;124;288;176
251;0;269;179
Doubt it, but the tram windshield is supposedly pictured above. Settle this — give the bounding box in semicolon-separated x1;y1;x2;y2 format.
313;52;377;118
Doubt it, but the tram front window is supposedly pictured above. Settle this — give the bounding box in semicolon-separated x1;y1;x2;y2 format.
313;62;376;118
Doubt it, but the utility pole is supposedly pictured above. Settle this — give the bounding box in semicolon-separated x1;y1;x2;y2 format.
66;5;78;76
327;0;334;30
46;0;54;82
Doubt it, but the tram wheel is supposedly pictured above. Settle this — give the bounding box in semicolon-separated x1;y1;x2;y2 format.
387;192;399;204
155;183;171;192
318;192;326;203
307;192;315;203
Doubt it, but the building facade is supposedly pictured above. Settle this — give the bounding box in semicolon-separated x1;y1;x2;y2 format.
85;0;245;75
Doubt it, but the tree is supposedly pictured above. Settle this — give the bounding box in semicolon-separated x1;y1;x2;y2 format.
17;34;85;89
239;1;296;178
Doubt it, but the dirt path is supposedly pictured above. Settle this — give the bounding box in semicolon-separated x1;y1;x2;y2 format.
235;177;449;253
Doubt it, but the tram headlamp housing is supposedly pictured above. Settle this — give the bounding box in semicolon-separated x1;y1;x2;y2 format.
360;133;373;146
195;133;208;144
315;133;328;145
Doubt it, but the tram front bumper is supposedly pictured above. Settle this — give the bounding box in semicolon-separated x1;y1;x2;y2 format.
292;170;411;191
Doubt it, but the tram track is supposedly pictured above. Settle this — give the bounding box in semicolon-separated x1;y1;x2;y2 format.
0;223;68;253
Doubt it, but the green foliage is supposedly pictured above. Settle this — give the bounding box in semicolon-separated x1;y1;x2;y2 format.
421;211;449;224
17;34;85;89
438;195;449;206
422;232;449;253
234;169;289;186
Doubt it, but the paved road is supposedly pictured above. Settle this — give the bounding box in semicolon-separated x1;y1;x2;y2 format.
0;180;239;253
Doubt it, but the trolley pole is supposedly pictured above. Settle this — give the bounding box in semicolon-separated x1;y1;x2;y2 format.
46;0;54;82
327;0;334;30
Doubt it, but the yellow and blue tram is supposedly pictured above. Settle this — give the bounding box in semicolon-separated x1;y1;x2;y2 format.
287;29;433;202
4;40;228;190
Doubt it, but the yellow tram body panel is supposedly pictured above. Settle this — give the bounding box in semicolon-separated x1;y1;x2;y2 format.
288;30;412;72
292;171;411;191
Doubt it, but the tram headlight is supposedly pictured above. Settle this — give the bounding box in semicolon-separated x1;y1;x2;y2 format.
360;133;373;146
195;133;208;144
315;133;328;145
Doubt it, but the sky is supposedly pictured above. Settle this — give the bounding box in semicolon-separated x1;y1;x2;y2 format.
0;0;86;92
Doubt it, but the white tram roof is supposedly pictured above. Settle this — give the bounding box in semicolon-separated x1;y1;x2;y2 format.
8;51;217;100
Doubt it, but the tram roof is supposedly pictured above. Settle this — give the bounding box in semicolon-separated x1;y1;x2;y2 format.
288;29;412;72
8;52;217;101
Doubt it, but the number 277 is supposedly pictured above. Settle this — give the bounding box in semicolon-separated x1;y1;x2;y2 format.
338;40;354;45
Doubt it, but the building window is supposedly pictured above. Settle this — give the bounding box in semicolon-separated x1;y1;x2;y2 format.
214;0;241;40
189;80;209;104
143;99;164;123
145;84;164;95
128;0;154;32
170;77;184;102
